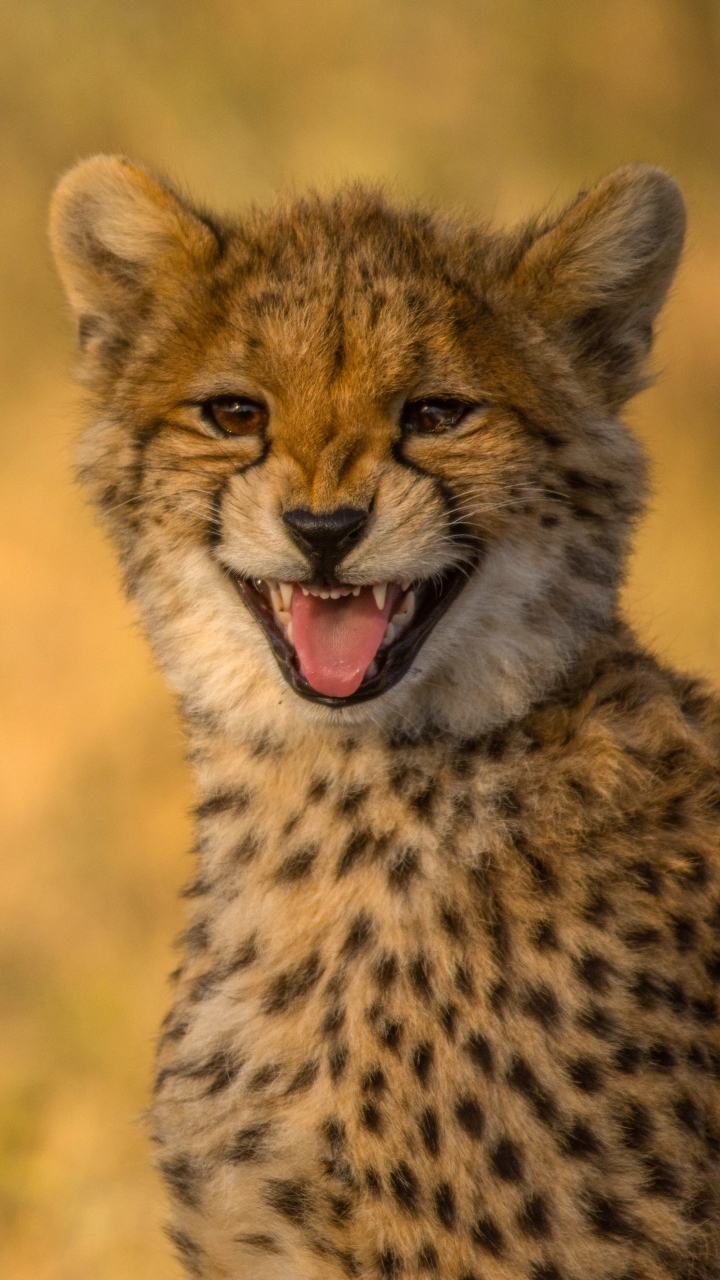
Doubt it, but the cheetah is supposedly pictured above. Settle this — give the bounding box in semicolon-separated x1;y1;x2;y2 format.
50;157;720;1280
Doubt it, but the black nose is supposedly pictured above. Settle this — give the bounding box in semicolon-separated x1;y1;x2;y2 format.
283;506;369;579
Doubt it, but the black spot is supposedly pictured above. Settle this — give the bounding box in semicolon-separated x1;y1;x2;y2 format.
409;953;433;1000
671;916;696;951
584;1192;636;1238
321;1004;346;1037
464;1031;494;1077
285;1060;319;1094
419;1107;440;1156
619;1102;652;1150
623;926;661;950
276;845;319;882
343;912;374;957
692;995;719;1024
160;1155;201;1207
263;951;323;1014
576;1003;616;1040
378;1019;403;1053
365;1166;382;1196
388;847;420;891
338;784;369;815
454;962;474;998
455;1096;484;1139
195;788;251;818
337;830;371;878
518;1193;551;1237
435;1182;456;1229
362;1066;386;1095
328;1193;354;1224
439;903;466;938
630;970;665;1010
439;1004;457;1038
576;953;613;992
647;1041;675;1070
560;1120;601;1158
377;1248;403;1277
411;783;436;819
412;1042;434;1086
375;953;398;988
583;889;614;928
227;936;258;973
361;1102;383;1133
518;842;558;895
567;1057;604;1093
490;980;511;1014
673;1093;700;1134
390;1162;419;1214
490;1137;523;1181
531;920;558;950
417;1242;439;1271
643;1155;681;1198
182;920;210;952
629;859;662;896
531;1266;563;1280
470;1214;504;1255
329;1044;349;1082
228;1122;272;1162
704;950;720;981
265;1178;312;1225
523;983;561;1027
614;1041;643;1073
307;777;329;803
167;1227;204;1277
507;1057;557;1126
229;833;262;865
248;1063;280;1091
236;1233;283;1254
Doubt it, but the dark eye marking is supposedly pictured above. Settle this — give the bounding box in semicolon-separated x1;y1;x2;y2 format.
203;396;269;437
400;398;485;436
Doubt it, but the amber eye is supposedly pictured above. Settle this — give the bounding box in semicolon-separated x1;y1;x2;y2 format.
204;396;268;436
401;398;476;435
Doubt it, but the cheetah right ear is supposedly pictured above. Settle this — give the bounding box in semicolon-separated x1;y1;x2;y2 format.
49;155;218;379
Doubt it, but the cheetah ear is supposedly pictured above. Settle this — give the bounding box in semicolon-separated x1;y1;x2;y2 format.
511;164;686;408
49;155;218;379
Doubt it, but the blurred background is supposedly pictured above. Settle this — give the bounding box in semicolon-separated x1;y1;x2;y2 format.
1;0;719;1275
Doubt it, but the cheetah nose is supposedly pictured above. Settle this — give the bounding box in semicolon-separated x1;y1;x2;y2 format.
282;506;369;574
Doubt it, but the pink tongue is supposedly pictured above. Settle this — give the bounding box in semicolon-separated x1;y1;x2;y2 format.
291;586;400;697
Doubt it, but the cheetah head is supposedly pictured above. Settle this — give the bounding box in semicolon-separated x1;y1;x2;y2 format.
50;159;684;735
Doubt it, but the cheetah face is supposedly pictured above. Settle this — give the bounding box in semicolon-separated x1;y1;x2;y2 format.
50;158;684;729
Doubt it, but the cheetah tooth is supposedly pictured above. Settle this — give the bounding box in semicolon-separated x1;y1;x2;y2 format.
372;583;388;610
279;582;294;610
400;578;412;591
269;584;283;614
391;590;416;627
365;660;379;678
380;623;398;648
352;586;361;596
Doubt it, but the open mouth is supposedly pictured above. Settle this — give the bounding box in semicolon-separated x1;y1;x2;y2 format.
229;566;472;706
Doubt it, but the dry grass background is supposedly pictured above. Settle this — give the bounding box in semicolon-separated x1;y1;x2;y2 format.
1;1;719;1275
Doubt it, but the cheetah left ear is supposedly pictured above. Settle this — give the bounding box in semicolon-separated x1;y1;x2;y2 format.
49;155;219;383
510;165;686;408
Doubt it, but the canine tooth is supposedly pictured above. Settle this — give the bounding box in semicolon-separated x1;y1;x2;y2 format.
279;582;293;610
405;589;416;618
400;578;412;591
372;583;388;611
380;623;397;648
269;585;283;614
285;618;293;644
366;660;379;678
276;608;291;627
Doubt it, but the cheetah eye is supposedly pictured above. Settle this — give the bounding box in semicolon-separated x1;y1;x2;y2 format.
204;396;268;436
401;398;477;435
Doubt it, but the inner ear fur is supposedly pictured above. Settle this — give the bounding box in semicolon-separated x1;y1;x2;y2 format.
49;155;219;375
510;164;686;408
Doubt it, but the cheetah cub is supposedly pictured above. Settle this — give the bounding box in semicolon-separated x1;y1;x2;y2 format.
50;158;720;1280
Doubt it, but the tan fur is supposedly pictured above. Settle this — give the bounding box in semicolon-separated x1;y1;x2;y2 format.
50;157;720;1280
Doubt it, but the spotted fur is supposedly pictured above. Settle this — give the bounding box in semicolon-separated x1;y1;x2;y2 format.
50;156;720;1279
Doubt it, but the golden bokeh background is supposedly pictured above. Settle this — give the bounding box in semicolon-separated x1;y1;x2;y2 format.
1;1;719;1275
